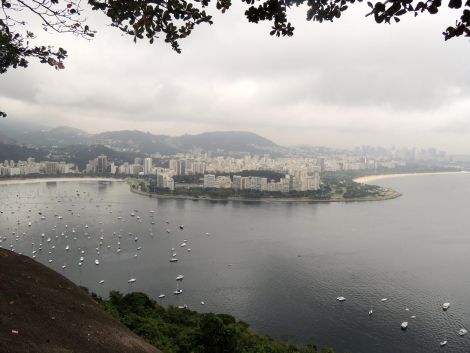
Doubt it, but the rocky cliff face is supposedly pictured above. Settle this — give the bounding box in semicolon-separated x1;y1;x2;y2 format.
0;248;160;353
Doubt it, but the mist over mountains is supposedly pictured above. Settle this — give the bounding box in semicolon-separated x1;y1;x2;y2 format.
0;120;287;166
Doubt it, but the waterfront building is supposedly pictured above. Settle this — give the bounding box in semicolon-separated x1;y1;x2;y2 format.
215;176;232;189
203;174;216;188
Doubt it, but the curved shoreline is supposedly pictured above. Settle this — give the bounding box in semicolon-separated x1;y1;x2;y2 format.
353;171;468;184
129;185;401;203
0;177;124;186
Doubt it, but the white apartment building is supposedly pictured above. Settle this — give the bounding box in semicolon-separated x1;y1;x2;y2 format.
203;174;216;188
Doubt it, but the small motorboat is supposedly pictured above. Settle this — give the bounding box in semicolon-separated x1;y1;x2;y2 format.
443;302;450;311
401;321;408;330
381;298;388;302
459;328;468;336
158;294;165;299
95;259;100;265
128;278;137;283
176;275;184;281
440;340;447;347
336;296;346;302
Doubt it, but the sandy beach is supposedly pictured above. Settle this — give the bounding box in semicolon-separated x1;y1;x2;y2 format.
354;171;468;184
0;177;123;186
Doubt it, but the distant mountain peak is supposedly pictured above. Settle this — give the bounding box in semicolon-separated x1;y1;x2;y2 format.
1;121;279;155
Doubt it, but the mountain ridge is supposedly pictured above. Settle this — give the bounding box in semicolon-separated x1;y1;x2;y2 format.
0;120;279;155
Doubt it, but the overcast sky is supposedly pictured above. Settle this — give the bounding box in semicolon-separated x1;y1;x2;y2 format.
0;2;469;152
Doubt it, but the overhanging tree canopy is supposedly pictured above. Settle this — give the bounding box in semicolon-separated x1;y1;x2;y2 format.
0;0;469;116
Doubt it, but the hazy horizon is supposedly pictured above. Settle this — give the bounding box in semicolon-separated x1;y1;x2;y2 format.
1;3;470;153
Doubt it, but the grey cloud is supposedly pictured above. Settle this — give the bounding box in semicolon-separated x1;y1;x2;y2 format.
1;2;470;152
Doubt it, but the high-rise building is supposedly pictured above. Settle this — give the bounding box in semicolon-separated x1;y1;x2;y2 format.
143;157;153;175
232;175;242;190
176;160;186;175
96;155;108;174
45;162;58;175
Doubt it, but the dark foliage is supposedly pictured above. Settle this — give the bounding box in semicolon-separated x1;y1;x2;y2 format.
97;291;328;353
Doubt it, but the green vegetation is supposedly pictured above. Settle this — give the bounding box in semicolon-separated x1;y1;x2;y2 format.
96;291;333;353
321;173;391;199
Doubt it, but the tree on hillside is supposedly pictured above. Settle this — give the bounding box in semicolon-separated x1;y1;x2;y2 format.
0;0;469;116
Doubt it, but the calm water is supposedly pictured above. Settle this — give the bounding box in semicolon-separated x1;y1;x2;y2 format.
1;175;470;353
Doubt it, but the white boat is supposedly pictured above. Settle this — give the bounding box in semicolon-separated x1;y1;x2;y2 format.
169;258;178;263
401;321;408;330
41;216;46;220
180;242;187;247
99;280;105;284
95;259;100;265
443;302;450;311
28;222;32;227
174;287;183;295
176;275;184;281
65;245;70;251
459;328;467;336
336;296;346;302
440;340;447;347
128;278;137;283
381;298;388;302
368;306;373;316
179;225;184;230
158;294;165;299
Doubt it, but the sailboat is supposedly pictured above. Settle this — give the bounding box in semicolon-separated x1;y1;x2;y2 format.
173;282;183;295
